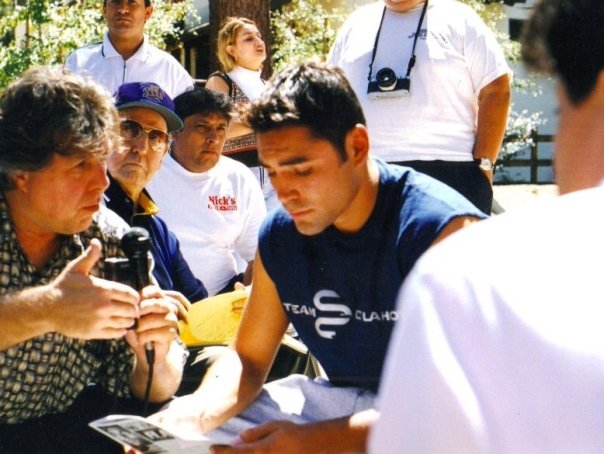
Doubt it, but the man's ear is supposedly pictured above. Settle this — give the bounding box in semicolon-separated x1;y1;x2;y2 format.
345;124;370;166
12;171;30;193
145;5;153;22
170;131;181;148
160;144;169;159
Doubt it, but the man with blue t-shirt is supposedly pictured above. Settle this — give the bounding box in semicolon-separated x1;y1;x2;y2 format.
150;62;485;452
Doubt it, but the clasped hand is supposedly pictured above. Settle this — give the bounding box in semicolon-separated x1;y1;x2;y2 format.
48;239;182;363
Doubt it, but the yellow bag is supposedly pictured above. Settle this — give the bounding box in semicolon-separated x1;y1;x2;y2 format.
178;289;248;347
178;289;315;380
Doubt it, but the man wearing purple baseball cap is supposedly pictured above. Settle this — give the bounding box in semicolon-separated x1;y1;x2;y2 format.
114;81;183;132
105;82;208;307
107;82;223;396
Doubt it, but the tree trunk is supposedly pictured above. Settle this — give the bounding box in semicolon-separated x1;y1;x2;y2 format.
208;0;273;79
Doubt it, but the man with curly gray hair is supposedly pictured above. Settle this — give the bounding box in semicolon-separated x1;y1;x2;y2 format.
0;67;186;452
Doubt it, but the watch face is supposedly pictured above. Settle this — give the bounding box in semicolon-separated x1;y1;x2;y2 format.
479;158;494;171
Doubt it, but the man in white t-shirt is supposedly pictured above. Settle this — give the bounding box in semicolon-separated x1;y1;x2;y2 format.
329;0;511;214
370;0;604;451
147;88;266;296
65;0;194;99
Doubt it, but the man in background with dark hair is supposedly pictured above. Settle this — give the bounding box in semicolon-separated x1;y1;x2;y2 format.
370;0;604;451
147;88;266;296
150;61;485;453
0;67;185;453
65;0;193;99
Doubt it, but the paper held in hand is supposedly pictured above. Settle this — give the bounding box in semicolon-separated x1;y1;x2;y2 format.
89;414;214;453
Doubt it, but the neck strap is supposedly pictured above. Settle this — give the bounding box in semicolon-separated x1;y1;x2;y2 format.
367;1;429;82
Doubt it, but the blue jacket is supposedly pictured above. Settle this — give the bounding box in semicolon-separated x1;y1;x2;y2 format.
104;176;208;302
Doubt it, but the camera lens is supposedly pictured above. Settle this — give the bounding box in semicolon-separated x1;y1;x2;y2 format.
376;68;397;91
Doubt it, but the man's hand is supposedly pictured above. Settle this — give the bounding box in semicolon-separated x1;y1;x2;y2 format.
49;239;140;339
480;168;494;184
210;421;316;454
160;289;191;322
125;286;180;365
211;409;377;454
147;393;208;440
127;287;187;403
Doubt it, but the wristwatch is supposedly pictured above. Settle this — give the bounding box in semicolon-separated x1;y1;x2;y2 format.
474;157;495;171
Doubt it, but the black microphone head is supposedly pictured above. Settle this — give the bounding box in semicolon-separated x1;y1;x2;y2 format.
120;227;151;257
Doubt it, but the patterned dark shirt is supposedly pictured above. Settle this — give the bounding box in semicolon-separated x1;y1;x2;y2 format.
0;191;135;424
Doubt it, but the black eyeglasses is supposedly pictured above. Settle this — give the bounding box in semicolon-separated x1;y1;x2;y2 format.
120;119;170;153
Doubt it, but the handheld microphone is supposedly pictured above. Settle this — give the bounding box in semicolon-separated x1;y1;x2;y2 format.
121;227;154;365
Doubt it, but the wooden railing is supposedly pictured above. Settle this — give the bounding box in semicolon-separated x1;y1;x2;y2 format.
498;131;555;184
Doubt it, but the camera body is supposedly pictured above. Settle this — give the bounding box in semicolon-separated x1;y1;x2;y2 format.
367;67;410;100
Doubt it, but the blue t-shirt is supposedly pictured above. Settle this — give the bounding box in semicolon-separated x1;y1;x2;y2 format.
259;159;485;392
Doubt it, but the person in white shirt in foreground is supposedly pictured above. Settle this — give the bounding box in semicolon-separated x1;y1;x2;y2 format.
370;0;604;452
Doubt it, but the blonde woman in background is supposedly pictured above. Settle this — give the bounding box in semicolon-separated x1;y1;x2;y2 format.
206;17;278;211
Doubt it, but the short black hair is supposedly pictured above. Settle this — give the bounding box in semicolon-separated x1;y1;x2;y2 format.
173;88;233;123
522;0;604;104
244;61;366;161
0;66;120;190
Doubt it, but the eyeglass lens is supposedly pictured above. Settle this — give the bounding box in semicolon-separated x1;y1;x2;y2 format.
120;119;169;152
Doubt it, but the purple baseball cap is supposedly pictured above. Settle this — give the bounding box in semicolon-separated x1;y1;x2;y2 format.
114;82;184;132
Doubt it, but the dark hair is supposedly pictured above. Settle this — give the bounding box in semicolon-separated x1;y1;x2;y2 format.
0;66;120;190
521;0;604;104
173;88;233;123
244;61;366;160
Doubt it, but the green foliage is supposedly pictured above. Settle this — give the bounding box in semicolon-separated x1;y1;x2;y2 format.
458;0;520;61
0;0;193;90
459;0;501;29
270;0;350;72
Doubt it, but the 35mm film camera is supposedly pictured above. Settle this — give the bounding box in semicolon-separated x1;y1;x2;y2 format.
367;68;410;100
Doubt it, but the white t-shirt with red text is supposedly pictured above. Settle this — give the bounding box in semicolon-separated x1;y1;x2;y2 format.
148;154;266;296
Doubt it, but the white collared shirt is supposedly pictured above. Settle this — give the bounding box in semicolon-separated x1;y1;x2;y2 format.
65;33;194;99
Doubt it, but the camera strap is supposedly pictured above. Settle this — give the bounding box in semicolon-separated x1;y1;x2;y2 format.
367;0;429;82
